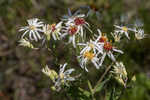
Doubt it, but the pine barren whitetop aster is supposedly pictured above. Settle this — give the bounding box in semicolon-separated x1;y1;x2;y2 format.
49;22;63;40
61;25;79;48
19;18;44;41
99;42;124;66
78;51;101;72
114;25;135;40
54;63;75;91
95;29;108;43
78;39;103;55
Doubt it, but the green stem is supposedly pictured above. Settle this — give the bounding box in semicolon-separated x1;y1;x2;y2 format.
87;80;96;100
93;62;114;93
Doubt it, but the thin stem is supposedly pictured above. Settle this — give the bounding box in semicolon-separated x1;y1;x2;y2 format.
93;62;114;92
87;80;96;100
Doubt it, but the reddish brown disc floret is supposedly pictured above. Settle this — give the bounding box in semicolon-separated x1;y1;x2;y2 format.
74;18;85;25
68;26;78;35
104;42;113;51
99;36;107;43
51;24;56;32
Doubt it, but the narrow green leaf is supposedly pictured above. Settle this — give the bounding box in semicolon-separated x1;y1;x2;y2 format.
87;80;93;94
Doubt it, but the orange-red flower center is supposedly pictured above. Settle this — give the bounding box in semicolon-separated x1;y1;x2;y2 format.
51;24;56;32
74;18;85;25
68;26;78;35
104;42;113;51
99;36;107;43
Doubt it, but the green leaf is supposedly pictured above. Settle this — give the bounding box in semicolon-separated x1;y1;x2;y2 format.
87;80;93;94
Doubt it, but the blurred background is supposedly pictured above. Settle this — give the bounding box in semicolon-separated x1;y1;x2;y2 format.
0;0;150;100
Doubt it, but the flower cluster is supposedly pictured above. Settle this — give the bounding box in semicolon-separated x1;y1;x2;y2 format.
18;9;147;91
42;63;75;91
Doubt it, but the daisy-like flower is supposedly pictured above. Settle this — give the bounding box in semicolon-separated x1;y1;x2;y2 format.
62;25;79;48
111;62;128;87
134;29;147;40
78;39;103;55
114;25;135;39
49;22;63;40
99;42;124;66
63;10;92;37
66;14;92;36
78;51;100;72
95;29;108;43
54;63;75;91
19;18;44;41
18;38;34;48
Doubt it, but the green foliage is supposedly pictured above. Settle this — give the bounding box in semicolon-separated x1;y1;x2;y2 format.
121;73;150;100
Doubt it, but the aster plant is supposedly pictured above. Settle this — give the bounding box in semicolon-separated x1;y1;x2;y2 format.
18;8;147;100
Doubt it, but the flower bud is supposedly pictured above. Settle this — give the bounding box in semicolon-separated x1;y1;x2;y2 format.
19;38;34;48
42;65;58;82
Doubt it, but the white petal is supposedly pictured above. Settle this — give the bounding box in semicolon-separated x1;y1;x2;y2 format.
107;52;116;62
100;52;106;66
64;68;75;75
113;48;124;54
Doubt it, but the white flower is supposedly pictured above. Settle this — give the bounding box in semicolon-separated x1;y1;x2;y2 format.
61;25;79;48
54;63;75;91
134;29;147;40
42;22;63;41
78;40;103;55
114;25;134;39
19;18;44;41
99;42;124;66
49;22;63;40
95;29;108;43
18;38;33;48
78;51;100;72
65;14;92;36
62;10;92;36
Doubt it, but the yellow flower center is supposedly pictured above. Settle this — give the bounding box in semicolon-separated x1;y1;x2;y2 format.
29;25;36;30
83;51;95;60
122;26;128;32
